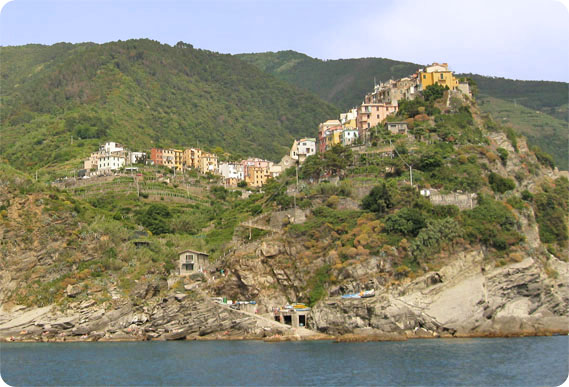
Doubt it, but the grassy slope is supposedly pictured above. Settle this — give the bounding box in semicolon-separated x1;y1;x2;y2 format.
465;74;569;122
0;41;339;172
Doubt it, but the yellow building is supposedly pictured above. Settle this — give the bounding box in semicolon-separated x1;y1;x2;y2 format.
418;63;459;90
325;128;343;150
162;149;176;170
199;152;218;175
183;148;202;169
342;118;357;130
245;165;272;187
172;149;183;171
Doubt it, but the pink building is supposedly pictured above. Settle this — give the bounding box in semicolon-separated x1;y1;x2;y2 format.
356;103;398;143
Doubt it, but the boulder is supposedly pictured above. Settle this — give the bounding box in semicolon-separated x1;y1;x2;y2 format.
66;284;82;298
174;293;187;301
131;279;165;300
260;242;282;258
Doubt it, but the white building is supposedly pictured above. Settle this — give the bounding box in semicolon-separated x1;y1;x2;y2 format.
269;163;282;178
97;155;126;172
290;138;316;163
218;162;244;181
341;129;359;146
340;108;357;124
101;142;124;154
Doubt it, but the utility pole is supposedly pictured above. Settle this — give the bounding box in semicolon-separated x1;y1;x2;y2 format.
390;139;414;187
293;160;299;217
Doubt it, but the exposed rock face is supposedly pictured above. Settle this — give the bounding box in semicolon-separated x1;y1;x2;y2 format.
0;291;297;342
311;253;568;338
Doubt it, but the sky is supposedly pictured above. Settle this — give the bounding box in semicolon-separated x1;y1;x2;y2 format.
0;0;568;82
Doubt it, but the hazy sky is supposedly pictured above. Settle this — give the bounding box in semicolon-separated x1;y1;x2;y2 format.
1;0;568;82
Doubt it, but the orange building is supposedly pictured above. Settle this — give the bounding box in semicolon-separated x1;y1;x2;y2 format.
356;103;398;143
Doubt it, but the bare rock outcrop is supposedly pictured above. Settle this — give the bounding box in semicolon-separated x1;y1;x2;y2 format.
311;253;568;338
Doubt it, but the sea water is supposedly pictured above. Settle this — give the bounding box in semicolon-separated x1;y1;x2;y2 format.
1;336;567;386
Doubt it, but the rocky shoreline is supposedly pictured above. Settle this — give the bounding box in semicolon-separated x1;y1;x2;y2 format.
2;328;567;344
2;251;567;344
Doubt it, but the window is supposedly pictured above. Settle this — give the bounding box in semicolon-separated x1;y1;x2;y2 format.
377;115;379;119
423;75;427;79
440;74;444;80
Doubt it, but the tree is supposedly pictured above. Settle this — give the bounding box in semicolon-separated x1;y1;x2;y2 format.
423;84;448;102
324;145;353;175
361;183;392;215
299;155;324;180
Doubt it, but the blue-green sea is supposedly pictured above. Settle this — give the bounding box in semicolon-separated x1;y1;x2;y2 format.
1;336;567;386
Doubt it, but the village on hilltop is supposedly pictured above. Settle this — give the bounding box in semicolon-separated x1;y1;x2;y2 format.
80;63;470;187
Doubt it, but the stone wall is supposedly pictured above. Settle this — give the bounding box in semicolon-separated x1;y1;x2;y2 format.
269;208;308;228
427;191;477;210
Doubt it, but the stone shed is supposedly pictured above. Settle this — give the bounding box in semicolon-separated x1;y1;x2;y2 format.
179;249;209;276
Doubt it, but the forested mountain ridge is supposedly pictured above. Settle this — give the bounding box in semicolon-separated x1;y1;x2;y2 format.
237;51;568;170
236;51;420;110
0;40;339;172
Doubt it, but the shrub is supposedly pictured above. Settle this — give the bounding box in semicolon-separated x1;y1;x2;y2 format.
384;207;426;237
489;172;516;193
521;190;534;201
533;178;569;245
361;183;392;215
410;218;462;259
137;204;172;235
497;148;508;166
307;264;330;307
532;145;555;169
461;195;522;250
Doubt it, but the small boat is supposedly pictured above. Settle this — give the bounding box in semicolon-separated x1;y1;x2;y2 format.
341;289;375;299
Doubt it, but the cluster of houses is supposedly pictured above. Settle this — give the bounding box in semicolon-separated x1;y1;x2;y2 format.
81;63;467;186
148;147;286;187
83;142;146;175
317;62;470;149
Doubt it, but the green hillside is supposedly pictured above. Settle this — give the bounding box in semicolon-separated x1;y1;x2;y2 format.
0;40;339;172
237;51;568;170
477;96;568;170
236;51;420;109
466;74;568;122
